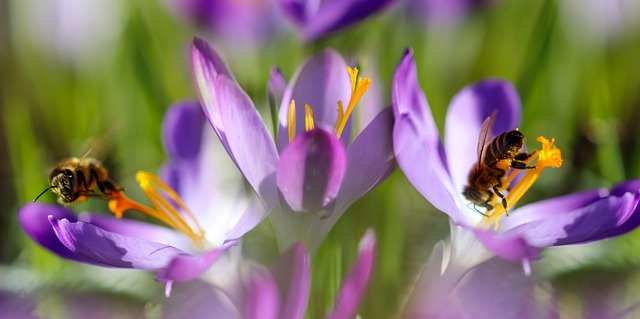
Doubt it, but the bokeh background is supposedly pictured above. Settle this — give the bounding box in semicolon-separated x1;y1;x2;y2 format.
1;0;640;317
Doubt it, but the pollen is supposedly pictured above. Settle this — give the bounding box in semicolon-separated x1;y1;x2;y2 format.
107;171;206;249
486;136;563;229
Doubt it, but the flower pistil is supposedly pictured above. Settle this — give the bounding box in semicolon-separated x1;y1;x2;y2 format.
486;136;563;229
107;171;207;249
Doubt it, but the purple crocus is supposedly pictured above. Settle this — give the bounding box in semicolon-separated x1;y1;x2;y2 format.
279;0;398;41
392;48;640;270
164;229;376;319
191;37;394;253
404;231;552;319
19;101;266;295
165;0;282;46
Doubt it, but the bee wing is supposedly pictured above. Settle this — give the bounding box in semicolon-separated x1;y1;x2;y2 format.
79;120;123;160
476;114;495;168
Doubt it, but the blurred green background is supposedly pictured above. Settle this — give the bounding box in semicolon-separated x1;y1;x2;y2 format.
1;0;640;317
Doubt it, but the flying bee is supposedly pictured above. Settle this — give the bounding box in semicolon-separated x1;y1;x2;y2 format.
462;115;534;215
34;157;123;205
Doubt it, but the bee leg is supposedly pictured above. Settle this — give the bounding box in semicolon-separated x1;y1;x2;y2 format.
513;153;535;169
466;203;489;217
492;186;509;216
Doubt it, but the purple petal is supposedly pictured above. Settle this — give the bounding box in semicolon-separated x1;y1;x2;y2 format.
335;107;395;213
191;37;236;159
277;128;346;213
503;192;640;247
277;49;352;151
499;188;607;230
473;228;540;262
162;100;206;160
226;199;270;241
156;242;236;282
391;49;463;222
214;75;280;210
19;203;98;265
270;243;310;319
162;280;239;318
326;229;376;319
268;67;287;109
78;213;191;252
244;267;281;319
280;0;398;41
436;258;543;319
595;179;640;239
444;79;522;194
49;216;186;269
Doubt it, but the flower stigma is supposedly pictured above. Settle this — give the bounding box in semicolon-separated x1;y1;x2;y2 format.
485;136;563;229
107;171;207;249
287;66;371;142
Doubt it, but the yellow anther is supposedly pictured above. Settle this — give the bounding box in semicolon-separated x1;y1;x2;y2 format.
486;136;563;229
288;100;296;142
305;104;315;131
335;66;371;138
107;171;206;249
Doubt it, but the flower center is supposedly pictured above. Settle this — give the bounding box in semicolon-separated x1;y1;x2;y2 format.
107;171;207;249
485;136;563;229
287;66;371;142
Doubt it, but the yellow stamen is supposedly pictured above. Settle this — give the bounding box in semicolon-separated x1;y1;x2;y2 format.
486;136;563;229
108;171;206;249
334;101;344;132
335;66;371;138
305;104;315;131
288;100;296;142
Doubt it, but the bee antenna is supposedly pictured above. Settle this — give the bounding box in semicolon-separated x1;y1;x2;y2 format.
33;186;55;203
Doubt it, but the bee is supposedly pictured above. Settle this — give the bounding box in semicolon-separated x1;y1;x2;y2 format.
34;157;123;205
462;115;534;214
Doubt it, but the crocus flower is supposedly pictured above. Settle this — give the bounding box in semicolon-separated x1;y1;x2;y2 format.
279;0;398;42
19;101;265;295
392;48;640;270
191;37;394;253
163;230;376;319
404;225;553;319
165;0;282;46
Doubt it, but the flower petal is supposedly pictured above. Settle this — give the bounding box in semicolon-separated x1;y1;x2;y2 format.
160;97;257;246
243;266;281;319
49;216;186;269
214;75;280;210
472;228;541;262
19;203;99;265
444;79;522;195
268;67;287;110
392;49;463;222
594;179;640;239
162;100;206;160
277;49;351;151
156;242;237;282
226;198;270;241
502;192;640;247
280;0;398;41
162;280;240;318
277;128;346;213
191;37;236;157
499;188;607;230
78;213;191;252
325;229;376;319
269;243;310;319
334;107;395;213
